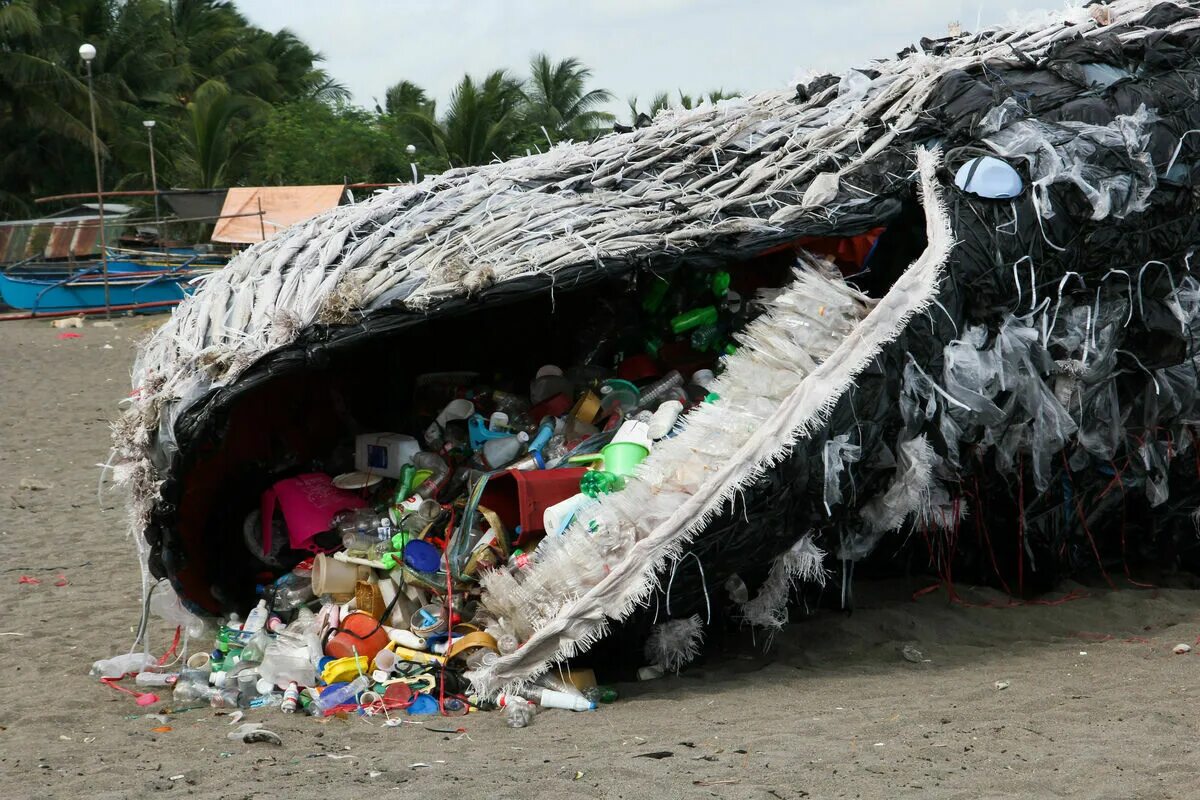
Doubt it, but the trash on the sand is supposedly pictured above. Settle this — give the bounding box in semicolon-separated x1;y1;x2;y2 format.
635;751;675;760
18;478;54;491
17;575;40;585
56;332;82;340
104;2;1200;735
51;317;83;329
1172;643;1192;655
151;725;172;733
228;723;282;745
900;644;924;663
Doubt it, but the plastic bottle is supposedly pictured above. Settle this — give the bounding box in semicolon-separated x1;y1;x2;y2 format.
89;652;156;679
281;682;300;713
249;692;283;710
243;600;269;634
496;632;520;655
502;695;537;728
134;671;178;688
310;675;371;715
482;432;528;470
583;686;619;704
209;688;239;709
411;452;449;499
527;417;557;454
670;306;718;333
636;371;684;410
517;686;597;711
241;628;271;663
400;498;442;536
647;400;684;439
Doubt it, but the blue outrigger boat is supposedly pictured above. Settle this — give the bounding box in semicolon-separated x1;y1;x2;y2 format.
0;254;215;316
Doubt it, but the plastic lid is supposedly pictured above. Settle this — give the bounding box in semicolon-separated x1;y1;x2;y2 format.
536;364;563;379
954;156;1023;199
404;540;442;573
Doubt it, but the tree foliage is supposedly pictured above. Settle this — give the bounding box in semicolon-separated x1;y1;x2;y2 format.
1;3;720;221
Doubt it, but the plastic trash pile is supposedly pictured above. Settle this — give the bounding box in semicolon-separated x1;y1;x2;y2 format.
93;268;756;723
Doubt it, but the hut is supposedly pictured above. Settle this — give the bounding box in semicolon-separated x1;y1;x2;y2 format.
116;0;1200;695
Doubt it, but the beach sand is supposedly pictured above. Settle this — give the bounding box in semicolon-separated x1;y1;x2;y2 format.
1;317;1198;799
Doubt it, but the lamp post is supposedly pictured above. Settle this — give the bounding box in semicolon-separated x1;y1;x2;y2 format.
143;119;161;244
406;143;418;183
80;42;110;318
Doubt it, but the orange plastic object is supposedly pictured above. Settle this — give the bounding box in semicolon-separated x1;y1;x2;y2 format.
324;610;390;661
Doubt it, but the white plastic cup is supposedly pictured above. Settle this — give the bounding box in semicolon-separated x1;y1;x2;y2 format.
372;647;398;673
186;652;211;670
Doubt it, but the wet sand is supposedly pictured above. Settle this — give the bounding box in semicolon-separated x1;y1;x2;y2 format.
1;317;1198;799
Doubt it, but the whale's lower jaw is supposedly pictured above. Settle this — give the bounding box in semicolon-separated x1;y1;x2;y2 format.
470;148;954;697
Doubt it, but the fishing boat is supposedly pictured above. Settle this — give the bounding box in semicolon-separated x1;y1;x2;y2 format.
0;263;202;316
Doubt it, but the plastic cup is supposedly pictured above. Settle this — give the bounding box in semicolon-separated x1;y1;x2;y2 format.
312;552;363;598
599;441;649;477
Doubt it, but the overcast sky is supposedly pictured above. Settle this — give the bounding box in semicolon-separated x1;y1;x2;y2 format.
241;1;1066;119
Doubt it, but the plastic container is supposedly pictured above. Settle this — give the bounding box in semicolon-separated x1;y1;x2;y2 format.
243;599;269;634
281;682;300;713
516;686;596;711
90;652;156;679
482;433;528;470
312;552;364;598
324;611;390;661
479;466;589;543
355;433;421;478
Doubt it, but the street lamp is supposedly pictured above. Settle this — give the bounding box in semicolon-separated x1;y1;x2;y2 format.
405;144;418;183
143;119;161;243
80;42;111;318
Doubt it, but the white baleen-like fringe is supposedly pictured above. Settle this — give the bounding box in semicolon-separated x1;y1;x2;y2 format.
470;147;953;697
645;615;705;673
740;532;828;639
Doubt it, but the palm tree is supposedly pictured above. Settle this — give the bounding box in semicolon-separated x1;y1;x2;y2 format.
384;80;431;116
403;70;527;168
524;54;613;142
177;79;263;188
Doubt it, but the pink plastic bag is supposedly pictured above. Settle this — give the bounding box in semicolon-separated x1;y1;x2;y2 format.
260;473;365;554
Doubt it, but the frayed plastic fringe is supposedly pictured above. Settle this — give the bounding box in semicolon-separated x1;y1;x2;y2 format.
645;615;705;673
472;147;953;698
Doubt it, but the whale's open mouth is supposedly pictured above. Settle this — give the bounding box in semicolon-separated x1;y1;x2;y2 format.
144;146;947;693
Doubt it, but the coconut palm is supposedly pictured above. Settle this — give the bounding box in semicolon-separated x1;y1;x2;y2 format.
524;54;613;142
403;70;527;168
176;79;264;188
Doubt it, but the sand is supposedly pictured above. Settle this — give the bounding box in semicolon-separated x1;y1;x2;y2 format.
1;316;1198;800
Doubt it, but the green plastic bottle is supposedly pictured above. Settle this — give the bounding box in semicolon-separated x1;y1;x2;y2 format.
671;306;718;334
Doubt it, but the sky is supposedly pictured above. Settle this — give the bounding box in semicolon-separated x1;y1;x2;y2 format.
241;0;1067;120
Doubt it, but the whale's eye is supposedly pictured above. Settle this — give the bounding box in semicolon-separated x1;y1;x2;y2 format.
954;156;1024;199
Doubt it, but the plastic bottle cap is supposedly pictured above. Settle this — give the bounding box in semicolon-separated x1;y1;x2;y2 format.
404;540;442;573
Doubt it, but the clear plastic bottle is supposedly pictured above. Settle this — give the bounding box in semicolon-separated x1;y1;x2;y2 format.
241;628;271;663
310;675;370;716
636;371;684;410
411;452;449;499
503;695;536;728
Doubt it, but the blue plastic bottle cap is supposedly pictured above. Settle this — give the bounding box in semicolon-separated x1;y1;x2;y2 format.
404;540;442;573
316;656;333;676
